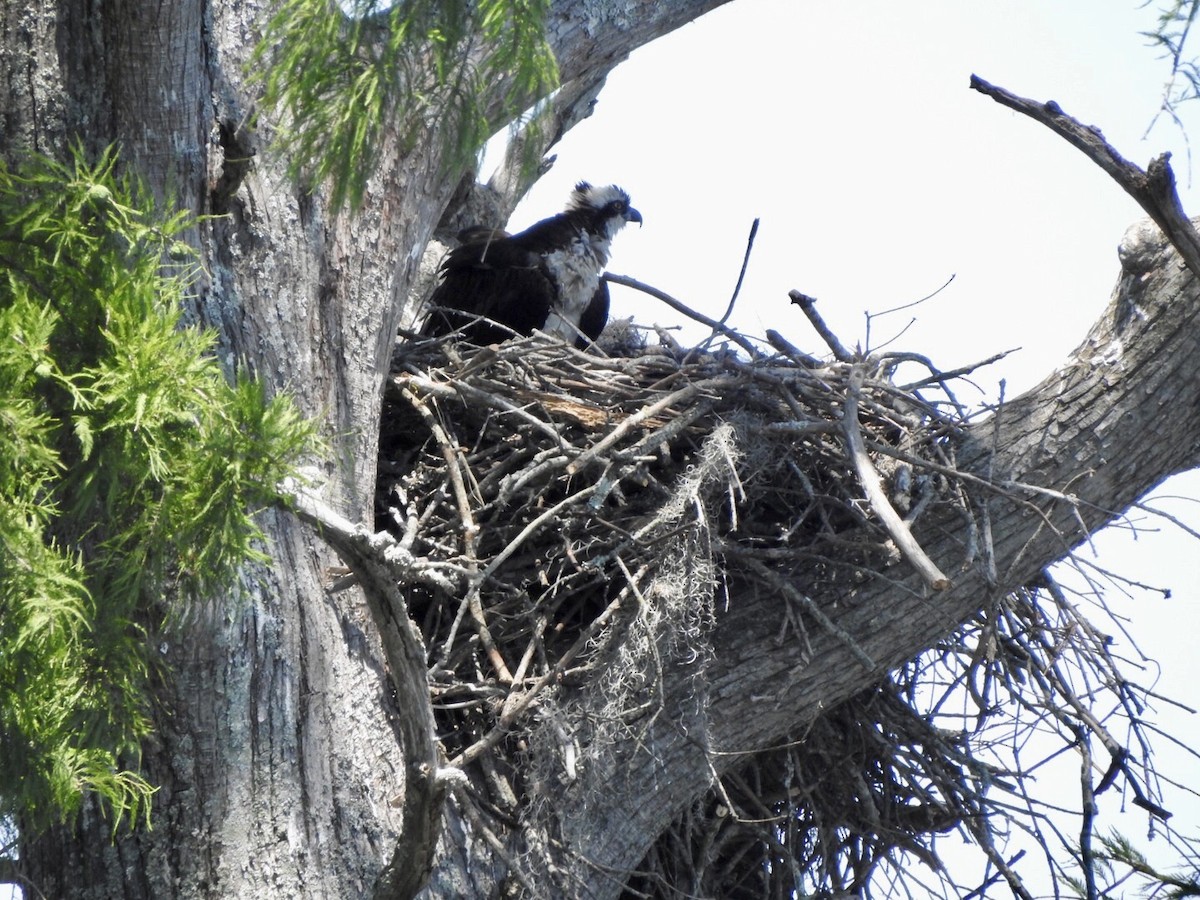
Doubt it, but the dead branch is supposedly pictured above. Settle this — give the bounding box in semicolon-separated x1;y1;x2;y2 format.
843;364;952;591
788;289;855;362
970;74;1200;278
604;272;763;358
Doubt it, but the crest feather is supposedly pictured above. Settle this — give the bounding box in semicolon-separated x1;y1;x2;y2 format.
567;182;632;212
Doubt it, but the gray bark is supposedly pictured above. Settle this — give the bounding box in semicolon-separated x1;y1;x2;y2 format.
1;0;728;898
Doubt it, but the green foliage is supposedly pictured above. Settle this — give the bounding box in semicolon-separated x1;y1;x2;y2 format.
1064;830;1200;898
1145;2;1200;125
252;0;559;209
0;146;315;834
1093;831;1200;898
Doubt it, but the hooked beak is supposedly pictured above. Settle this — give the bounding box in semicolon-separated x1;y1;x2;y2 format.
627;207;643;226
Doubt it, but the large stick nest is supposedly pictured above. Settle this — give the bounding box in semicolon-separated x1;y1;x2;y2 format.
374;324;1172;898
378;329;957;661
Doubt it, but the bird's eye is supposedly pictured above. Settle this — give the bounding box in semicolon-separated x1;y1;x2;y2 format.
611;200;627;214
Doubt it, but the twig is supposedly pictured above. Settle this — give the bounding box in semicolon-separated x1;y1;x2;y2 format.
450;568;634;768
788;290;855;362
765;329;822;367
474;484;598;590
894;347;1019;392
451;788;545;898
719;218;759;327
863;276;957;353
1075;725;1099;900
873;273;957;318
688;218;761;361
605;272;763;358
732;549;879;673
399;385;513;683
402;370;568;445
566;381;713;475
1143;2;1200;141
842;365;951;591
617;398;714;465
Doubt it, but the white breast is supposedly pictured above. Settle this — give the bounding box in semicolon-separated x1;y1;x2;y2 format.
541;234;610;341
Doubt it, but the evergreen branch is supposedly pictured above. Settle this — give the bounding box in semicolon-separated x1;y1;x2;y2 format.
0;145;316;835
252;0;559;210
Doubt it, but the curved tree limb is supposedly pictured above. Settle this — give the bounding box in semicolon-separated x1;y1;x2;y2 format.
487;71;613;216
286;487;444;900
969;74;1200;277
545;1;734;90
440;1;736;244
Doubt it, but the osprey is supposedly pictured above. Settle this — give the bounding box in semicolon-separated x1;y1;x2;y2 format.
420;182;642;347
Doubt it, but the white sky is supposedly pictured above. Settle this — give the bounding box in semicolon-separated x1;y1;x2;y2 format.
494;0;1200;891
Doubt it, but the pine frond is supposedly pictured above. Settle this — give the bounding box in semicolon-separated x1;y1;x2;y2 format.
252;0;558;210
0;144;316;834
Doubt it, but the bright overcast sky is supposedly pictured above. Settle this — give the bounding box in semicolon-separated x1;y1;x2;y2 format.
494;0;1200;883
508;0;1191;391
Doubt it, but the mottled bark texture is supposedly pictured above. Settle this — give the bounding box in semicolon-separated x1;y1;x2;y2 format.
1;0;727;898
5;1;1197;898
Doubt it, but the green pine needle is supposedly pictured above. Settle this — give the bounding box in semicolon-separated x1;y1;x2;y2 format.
0;144;316;835
251;0;559;210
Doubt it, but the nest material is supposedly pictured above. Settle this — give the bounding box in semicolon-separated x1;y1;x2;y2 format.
378;333;958;695
376;330;962;848
374;329;1168;898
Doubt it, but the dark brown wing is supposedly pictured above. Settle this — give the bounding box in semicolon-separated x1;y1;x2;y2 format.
575;280;610;348
420;232;554;345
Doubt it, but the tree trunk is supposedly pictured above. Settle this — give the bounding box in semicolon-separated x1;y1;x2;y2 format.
2;0;726;897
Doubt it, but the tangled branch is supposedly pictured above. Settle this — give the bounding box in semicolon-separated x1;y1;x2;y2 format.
370;278;1181;896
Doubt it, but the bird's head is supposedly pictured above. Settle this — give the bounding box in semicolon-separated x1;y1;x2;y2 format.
567;181;643;240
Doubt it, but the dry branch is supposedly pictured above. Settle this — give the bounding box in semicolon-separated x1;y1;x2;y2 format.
970;74;1200;278
843;364;952;591
789;289;855;362
605;272;763;357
